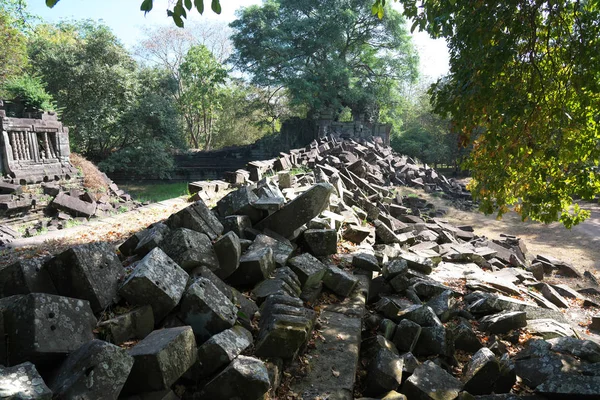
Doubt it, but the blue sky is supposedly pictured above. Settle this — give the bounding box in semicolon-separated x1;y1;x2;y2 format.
28;0;449;80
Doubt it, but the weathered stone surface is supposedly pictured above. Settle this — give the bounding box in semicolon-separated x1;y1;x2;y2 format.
535;373;600;397
479;311;527;334
540;283;570;308
227;247;275;287
323;264;359;297
222;214;252;239
254;182;334;238
402;360;463;400
303;228;337;256
392;319;421;353
162;228;219;272
383;259;408;280
119;248;189;322
50;339;134;399
195;326;253;378
414;325;448;356
451;321;482;353
119;230;149;257
217;186;262;223
463;348;499;395
197;356;270;400
547;336;600;363
0;362;52;399
189;265;234;300
343;224;372;244
1;293;96;366
288;253;327;289
399;252;434;275
353;252;381;272
0;258;57;298
212;231;241;279
246;233;294;267
46;242;125;312
397;305;442;327
124;327;197;393
134;223;170;257
526;318;575;339
97;305;154;345
365;348;404;396
52;193;96;217
178;277;237;343
167;199;223;240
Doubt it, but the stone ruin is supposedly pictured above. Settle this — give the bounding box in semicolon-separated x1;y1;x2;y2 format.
317;109;392;145
1;136;599;399
0;100;77;185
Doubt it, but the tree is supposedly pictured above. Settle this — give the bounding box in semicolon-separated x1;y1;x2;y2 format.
0;9;28;87
389;0;600;227
28;21;138;160
230;0;418;118
178;44;227;149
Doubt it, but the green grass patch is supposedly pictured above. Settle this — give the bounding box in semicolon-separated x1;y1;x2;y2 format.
119;182;190;203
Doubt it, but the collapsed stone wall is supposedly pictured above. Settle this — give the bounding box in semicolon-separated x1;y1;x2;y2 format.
1;137;599;400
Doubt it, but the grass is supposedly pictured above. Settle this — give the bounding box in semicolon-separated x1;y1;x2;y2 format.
119;182;190;203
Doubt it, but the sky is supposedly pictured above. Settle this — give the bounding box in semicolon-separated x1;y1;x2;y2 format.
28;0;450;81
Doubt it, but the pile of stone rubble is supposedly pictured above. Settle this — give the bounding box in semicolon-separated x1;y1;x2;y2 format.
1;137;599;400
0;173;139;245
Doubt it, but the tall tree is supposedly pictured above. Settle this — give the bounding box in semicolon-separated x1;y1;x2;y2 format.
0;7;28;87
230;0;418;118
391;0;600;227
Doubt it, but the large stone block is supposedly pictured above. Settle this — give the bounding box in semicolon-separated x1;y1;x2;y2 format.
119;248;189;322
46;242;125;312
50;340;134;399
97;305;154;345
323;265;359;297
217;186;262;223
0;362;52;399
1;293;96;366
222;215;252;239
162;228;219;272
463;347;500;395
166;199;223;240
227;247;275;288
195;326;253;378
402;360;463;400
198;356;270;400
0;258;56;298
246;234;294;268
52;193;96;217
134;223;170;257
303;229;337;256
254;182;334;238
178;278;238;343
365;348;404;397
124;327;197;393
213;231;241;279
288;253;327;290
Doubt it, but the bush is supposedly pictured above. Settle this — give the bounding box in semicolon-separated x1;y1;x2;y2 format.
98;140;175;179
1;74;56;112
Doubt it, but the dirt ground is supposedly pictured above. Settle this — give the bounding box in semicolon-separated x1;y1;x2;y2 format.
399;186;600;278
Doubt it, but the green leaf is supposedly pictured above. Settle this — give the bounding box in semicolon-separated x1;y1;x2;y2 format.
410;20;419;33
173;14;184;27
184;0;192;10
140;0;153;13
46;0;60;7
194;0;204;14
211;0;221;14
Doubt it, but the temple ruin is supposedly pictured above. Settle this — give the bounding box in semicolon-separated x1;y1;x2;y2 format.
0;100;76;184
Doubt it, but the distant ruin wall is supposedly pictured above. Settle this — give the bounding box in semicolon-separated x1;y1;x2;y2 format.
0;100;76;184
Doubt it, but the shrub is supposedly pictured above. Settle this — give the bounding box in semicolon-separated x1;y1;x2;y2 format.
1;74;56;112
98;140;175;179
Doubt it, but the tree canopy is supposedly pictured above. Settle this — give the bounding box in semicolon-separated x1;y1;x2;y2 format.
230;0;418;118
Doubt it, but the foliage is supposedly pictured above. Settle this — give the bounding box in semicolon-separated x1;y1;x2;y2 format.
119;182;189;203
230;0;418;118
98;140;176;179
178;44;228;149
28;21;138;160
1;74;55;112
388;0;600;227
0;10;28;86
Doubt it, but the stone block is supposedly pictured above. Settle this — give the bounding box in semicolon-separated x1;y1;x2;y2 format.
246;234;294;268
0;258;56;298
479;311;527;334
189;266;234;300
352;252;381;272
222;215;252;239
119;230;149;257
323;265;359;297
0;362;52;399
124;327;197;393
365;348;404;397
254;183;334;238
50;340;134;399
167;199;223;240
343;224;372;244
52;193;96;217
46;242;125;312
463;347;500;395
134;223;170;257
195;326;253;378
178;277;238;343
392;319;421;353
414;325;448;356
303;229;337;256
217;186;262;223
402;360;463;400
97;305;154;345
399;252;434;275
1;293;96;366
451;321;482;353
227;247;275;288
198;356;270;400
162;228;219;272
382;259;408;280
288;253;327;289
119;248;189;322
0;181;22;195
213;231;241;279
